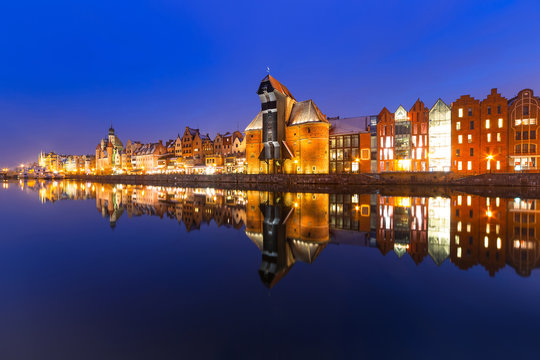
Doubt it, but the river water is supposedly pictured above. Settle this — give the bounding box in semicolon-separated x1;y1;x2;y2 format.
1;179;539;359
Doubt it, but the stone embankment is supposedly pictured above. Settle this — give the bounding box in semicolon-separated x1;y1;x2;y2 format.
63;172;540;195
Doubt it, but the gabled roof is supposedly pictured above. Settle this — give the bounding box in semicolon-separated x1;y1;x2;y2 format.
259;75;296;100
245;111;263;131
184;127;199;138
430;98;451;114
288;100;328;126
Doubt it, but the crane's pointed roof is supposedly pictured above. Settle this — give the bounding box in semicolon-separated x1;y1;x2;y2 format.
258;75;296;100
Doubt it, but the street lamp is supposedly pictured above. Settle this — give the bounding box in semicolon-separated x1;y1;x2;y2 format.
486;155;493;174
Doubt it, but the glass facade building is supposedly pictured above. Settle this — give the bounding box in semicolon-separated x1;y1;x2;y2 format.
428;99;452;171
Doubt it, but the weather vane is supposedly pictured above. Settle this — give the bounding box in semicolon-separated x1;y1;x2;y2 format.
266;66;270;74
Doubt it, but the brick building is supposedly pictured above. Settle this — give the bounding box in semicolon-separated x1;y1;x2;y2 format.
245;75;329;174
451;95;481;175
329;117;372;173
480;89;508;173
508;89;540;172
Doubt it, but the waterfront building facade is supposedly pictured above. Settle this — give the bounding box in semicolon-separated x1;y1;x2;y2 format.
245;75;329;174
451;95;481;175
508;89;540;172
480;89;508;173
428;99;451;172
329;117;372;173
377;107;394;172
409;99;430;172
131;141;167;172
95;126;124;174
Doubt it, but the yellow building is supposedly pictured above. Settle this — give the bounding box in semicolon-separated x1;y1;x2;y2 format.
245;75;330;174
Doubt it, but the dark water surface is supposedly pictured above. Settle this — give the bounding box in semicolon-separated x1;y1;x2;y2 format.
1;180;539;359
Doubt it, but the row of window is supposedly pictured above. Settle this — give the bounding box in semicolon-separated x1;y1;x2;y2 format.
456;160;501;171
457;105;503;118
456;118;504;131
330;135;360;149
515;144;537;154
515;130;536;140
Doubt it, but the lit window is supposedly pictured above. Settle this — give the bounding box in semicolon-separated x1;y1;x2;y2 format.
455;235;460;244
457;221;462;231
467;195;472;206
515;119;521;126
484;236;489;248
486;197;490;206
458;195;462;205
457;247;462;258
456;122;461;130
486;119;490;129
487;160;491;170
467;223;471;232
496;161;500;170
496;224;500;234
458;161;463;170
458;108;463;118
487;133;491;142
498;118;503;128
467;161;472;171
458;135;463;144
467;134;472;143
531;118;537;125
486;224;490;233
496;197;500;207
497;237;501;249
497;133;501;142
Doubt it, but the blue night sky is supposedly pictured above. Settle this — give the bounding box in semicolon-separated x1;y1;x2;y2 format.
1;0;539;167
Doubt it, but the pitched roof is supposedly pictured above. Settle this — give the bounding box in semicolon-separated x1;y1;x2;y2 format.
288;100;328;126
185;127;199;138
329;116;370;135
133;143;160;156
260;75;296;100
245;111;263;131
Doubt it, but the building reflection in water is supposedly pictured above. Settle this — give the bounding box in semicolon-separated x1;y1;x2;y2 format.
14;180;540;286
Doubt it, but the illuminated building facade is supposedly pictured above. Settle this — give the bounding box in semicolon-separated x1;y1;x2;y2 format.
409;99;430;172
480;89;508;173
451;95;480;175
329;117;372;173
428;99;451;172
95;126;124;174
394;105;411;171
245;75;330;174
508;89;540;172
377;107;394;172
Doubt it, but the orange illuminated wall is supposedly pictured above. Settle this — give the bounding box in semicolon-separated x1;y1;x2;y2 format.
451;95;481;175
377;108;395;172
480;89;508;173
409;100;429;172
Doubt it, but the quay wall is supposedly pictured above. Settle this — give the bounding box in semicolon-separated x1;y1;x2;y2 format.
62;172;540;190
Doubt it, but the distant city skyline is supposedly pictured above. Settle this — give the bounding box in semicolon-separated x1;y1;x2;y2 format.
2;0;540;167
